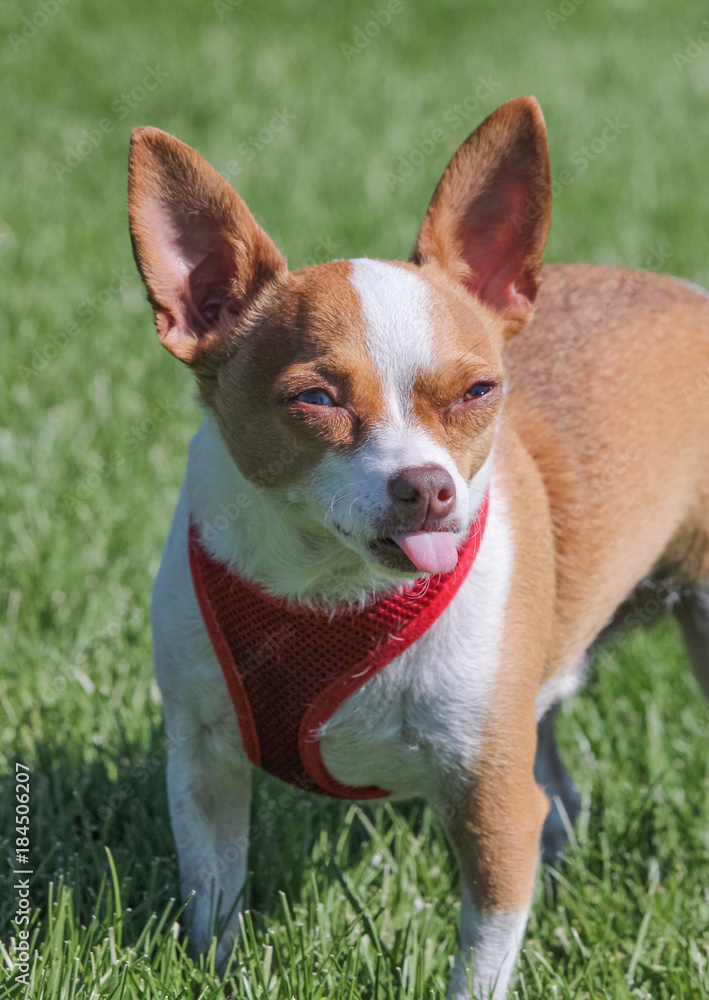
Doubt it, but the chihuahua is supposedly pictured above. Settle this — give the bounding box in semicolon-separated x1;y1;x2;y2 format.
128;97;709;998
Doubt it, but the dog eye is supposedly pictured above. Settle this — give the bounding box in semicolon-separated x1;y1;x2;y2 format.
296;389;335;407
463;383;494;401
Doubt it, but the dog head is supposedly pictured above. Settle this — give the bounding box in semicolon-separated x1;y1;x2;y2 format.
128;97;550;577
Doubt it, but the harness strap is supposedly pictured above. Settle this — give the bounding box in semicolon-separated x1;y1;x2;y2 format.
188;492;489;798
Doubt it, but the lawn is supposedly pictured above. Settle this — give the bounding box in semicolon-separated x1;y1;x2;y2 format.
1;0;709;996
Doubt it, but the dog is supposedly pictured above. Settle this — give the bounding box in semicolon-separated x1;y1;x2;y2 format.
127;97;709;999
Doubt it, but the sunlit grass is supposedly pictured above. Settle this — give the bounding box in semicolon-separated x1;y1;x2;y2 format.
2;0;709;995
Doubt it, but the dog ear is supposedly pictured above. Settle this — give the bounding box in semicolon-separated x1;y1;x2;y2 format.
411;96;551;333
128;127;287;364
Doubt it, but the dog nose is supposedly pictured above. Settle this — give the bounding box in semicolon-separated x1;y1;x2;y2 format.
387;465;456;525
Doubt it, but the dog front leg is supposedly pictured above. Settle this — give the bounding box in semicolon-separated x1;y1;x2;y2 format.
165;703;252;973
446;764;549;999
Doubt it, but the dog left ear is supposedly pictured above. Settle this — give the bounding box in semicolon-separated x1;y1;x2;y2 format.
128;127;287;364
411;96;551;334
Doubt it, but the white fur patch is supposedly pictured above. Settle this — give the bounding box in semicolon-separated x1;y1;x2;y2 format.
348;258;436;419
449;883;529;1000
318;484;513;800
535;654;587;720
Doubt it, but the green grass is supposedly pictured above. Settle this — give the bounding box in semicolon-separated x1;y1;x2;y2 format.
2;0;709;995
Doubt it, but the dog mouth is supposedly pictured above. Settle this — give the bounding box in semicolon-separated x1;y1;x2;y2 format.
369;531;460;575
333;520;461;575
366;536;421;574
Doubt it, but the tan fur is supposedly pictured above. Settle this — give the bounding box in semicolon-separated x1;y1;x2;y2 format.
411;264;504;480
449;265;709;913
207;261;387;485
450;425;555;912
508;264;709;677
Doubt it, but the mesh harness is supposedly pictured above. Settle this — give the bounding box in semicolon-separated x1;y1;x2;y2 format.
188;492;489;799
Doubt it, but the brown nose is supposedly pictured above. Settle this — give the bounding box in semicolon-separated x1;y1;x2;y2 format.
387;465;456;527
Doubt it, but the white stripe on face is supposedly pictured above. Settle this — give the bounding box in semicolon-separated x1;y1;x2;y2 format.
324;258;469;542
348;258;437;420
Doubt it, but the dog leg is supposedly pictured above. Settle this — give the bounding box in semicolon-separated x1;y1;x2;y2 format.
534;706;581;863
675;585;709;701
165;701;252;973
446;764;548;999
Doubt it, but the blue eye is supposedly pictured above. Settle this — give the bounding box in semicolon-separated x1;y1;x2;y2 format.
463;383;494;401
296;389;335;407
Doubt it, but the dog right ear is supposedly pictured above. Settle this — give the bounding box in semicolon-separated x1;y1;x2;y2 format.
128;127;287;364
411;97;551;337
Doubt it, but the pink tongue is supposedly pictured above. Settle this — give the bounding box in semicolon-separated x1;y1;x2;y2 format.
392;531;459;574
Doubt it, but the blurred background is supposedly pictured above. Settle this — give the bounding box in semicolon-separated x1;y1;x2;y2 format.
1;1;709;996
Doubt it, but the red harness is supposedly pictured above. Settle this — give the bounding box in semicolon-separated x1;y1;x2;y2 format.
188;493;489;799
